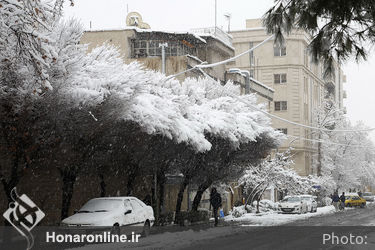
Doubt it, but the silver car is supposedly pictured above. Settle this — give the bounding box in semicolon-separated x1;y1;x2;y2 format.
300;195;318;213
362;192;374;202
279;196;308;214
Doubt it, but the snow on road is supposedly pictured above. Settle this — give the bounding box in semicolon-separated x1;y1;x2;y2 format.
69;206;336;250
225;205;336;226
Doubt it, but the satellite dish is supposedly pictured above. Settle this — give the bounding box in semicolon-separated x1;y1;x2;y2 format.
126;12;150;29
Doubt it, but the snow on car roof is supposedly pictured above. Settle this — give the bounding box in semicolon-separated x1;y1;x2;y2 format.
345;193;360;196
93;197;139;200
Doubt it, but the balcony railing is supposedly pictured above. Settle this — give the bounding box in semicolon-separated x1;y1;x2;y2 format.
190;26;233;48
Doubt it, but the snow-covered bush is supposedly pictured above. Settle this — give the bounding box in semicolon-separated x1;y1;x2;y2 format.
231;205;247;218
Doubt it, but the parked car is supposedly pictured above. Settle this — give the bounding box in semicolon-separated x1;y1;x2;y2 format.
279;196;308;214
300;195;318;213
362;192;374;202
61;197;155;236
345;194;366;208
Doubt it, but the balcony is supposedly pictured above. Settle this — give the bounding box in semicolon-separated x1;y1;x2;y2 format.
190;26;233;48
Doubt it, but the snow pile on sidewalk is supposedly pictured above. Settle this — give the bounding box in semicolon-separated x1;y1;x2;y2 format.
225;205;335;226
231;200;278;218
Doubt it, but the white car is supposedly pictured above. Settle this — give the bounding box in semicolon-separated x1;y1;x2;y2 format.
61;197;154;236
300;195;318;213
279;196;308;214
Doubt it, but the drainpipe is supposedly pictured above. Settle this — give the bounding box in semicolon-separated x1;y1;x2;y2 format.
241;70;250;94
159;43;168;74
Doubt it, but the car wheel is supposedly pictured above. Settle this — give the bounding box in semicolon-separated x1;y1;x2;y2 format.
111;223;120;235
142;220;150;237
360;203;365;208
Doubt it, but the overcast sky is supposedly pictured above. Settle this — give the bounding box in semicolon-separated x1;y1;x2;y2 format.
62;0;375;142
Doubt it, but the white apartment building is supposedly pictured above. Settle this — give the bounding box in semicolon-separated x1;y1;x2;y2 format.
228;19;346;176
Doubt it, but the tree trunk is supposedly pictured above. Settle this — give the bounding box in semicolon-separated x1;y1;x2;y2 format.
256;198;260;213
175;176;189;220
192;181;211;211
155;170;166;225
126;164;139;196
99;173;106;197
1;152;22;225
60;168;77;220
317;132;322;176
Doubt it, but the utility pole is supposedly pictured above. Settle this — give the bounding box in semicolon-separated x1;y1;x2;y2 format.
159;43;168;74
214;0;217;36
224;13;231;32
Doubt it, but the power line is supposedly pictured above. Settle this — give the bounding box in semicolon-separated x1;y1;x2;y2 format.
286;135;370;148
166;35;274;80
165;34;375;133
244;101;375;133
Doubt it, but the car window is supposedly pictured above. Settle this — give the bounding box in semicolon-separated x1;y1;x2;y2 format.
363;192;372;196
282;197;301;202
124;199;132;209
133;199;145;207
131;199;143;211
79;199;122;212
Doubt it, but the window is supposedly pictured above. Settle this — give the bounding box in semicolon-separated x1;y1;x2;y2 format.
277;128;288;134
124;199;131;209
274;73;287;84
274;43;286;56
130;199;143;210
274;101;287;111
132;39;195;58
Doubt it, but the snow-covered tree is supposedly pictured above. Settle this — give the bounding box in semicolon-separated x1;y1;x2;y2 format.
312;102;375;193
0;1;283;224
239;150;317;212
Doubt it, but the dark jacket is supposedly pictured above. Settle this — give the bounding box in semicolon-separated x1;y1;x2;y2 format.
210;191;222;209
339;194;345;202
332;194;340;202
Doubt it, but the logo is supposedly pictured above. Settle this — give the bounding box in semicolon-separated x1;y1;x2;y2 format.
3;188;45;250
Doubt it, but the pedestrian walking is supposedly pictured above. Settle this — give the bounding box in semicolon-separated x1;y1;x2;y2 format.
339;192;345;210
209;187;222;227
331;192;340;211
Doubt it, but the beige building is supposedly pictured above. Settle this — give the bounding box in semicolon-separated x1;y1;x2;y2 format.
228;19;346;176
81;26;234;83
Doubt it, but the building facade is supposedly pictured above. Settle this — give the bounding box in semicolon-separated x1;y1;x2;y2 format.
80;26;234;83
229;19;346;176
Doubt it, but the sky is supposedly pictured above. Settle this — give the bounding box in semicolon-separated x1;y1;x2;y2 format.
62;0;375;142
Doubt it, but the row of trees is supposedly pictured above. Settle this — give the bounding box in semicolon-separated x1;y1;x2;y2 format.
0;0;282;224
312;101;375;193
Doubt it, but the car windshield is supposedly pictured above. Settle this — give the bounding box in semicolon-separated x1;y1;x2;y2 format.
78;199;122;213
363;192;372;196
282;197;301;202
301;197;311;201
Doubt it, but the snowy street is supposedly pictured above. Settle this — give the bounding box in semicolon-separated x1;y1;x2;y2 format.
67;204;375;250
